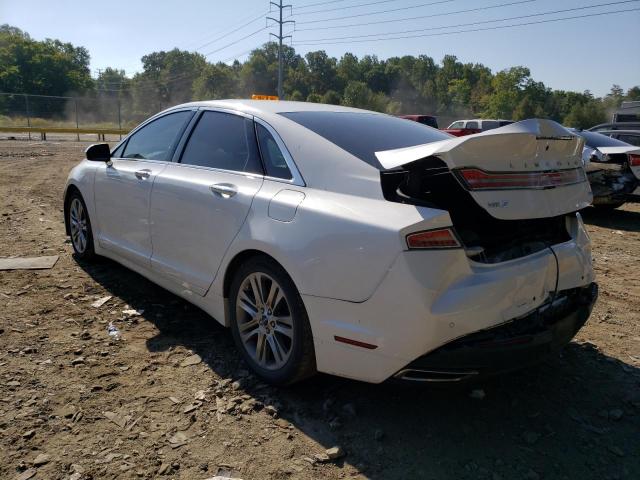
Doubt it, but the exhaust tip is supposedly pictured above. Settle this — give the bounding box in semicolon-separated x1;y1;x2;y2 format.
394;368;479;383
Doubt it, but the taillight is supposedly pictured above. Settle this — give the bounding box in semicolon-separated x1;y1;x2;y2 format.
629;154;640;167
406;228;461;249
455;167;586;190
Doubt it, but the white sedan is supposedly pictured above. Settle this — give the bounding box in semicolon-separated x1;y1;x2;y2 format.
64;100;598;384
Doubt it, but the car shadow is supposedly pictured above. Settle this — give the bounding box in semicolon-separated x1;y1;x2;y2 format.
78;258;640;480
581;206;640;233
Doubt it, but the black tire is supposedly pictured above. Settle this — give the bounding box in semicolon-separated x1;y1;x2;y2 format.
229;256;316;385
594;202;625;210
66;191;96;260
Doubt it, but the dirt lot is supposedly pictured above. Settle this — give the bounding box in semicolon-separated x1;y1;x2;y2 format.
0;140;639;480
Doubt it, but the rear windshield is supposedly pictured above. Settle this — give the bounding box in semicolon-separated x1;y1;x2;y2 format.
575;130;632;148
280;111;450;168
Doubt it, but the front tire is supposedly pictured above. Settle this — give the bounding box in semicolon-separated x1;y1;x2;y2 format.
67;192;96;260
229;257;316;385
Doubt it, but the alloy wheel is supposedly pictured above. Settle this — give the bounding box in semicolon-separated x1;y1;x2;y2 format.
235;272;294;370
69;197;88;253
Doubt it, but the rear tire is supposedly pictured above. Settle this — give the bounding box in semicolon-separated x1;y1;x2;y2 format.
66;192;96;260
229;256;316;385
594;202;625;210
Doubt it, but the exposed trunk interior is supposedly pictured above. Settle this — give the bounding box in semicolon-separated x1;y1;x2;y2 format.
381;157;572;264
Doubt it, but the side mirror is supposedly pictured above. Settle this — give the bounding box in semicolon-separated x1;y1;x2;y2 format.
85;143;111;162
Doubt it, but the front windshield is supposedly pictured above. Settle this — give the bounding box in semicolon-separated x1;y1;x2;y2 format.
281;111;451;169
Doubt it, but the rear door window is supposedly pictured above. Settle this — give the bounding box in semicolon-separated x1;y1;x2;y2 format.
616;134;640;146
466;121;479;129
180;111;263;174
256;124;292;179
123;111;193;161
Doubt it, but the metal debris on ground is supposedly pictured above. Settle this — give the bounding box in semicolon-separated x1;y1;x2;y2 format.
92;295;112;308
0;255;59;270
107;322;120;340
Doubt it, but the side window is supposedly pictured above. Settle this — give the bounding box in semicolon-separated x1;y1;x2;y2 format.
180;111;262;174
466;121;479;129
256;123;292;180
111;142;125;158
123;111;192;161
449;121;464;129
482;121;499;130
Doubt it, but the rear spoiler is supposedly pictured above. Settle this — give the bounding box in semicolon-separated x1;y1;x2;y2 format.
375;119;582;170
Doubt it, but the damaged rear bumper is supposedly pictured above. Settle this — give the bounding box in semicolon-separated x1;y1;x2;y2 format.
394;282;598;383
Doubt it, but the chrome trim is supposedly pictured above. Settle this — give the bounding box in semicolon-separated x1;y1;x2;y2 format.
254;116;306;187
166;162;264;180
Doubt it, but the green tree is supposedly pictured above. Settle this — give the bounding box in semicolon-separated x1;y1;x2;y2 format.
305;50;338;94
0;24;93;115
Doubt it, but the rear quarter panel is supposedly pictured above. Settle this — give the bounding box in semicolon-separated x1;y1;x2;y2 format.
212;180;454;303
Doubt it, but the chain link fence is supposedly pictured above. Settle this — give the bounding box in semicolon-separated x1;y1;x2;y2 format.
0;92;165;140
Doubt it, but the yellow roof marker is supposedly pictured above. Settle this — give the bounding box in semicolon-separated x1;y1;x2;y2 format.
251;94;279;100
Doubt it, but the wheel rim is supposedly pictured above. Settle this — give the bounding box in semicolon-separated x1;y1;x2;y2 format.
69;198;88;253
235;272;294;370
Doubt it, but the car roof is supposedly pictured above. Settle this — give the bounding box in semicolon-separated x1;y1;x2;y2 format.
168;99;375;116
589;122;640;131
596;129;640;135
452;119;512;122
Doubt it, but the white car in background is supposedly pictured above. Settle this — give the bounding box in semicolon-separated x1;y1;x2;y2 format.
64;100;597;385
573;129;640;209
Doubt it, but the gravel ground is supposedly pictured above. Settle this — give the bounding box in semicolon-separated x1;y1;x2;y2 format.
1;140;639;480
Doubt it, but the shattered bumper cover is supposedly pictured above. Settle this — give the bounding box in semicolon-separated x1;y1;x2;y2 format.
394;282;598;382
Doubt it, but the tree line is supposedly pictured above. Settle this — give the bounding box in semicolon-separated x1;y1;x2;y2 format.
1;24;638;128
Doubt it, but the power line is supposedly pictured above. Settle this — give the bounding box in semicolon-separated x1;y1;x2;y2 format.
296;0;639;42
192;12;268;52
295;0;536;31
295;0;351;10
293;7;640;45
183;11;269;50
220;48;256;63
201;25;269;57
296;0;457;25
295;0;400;16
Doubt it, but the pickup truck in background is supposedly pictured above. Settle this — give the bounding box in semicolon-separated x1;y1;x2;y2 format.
443;119;514;136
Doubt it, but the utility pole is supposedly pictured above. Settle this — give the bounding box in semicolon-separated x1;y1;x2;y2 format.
268;1;293;99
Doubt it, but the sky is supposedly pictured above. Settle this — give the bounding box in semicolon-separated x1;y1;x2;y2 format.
1;0;639;96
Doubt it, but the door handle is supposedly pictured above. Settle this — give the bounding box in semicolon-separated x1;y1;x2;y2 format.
135;169;151;180
210;183;238;198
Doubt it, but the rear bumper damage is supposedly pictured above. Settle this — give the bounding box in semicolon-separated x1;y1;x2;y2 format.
394;282;598;382
587;166;639;205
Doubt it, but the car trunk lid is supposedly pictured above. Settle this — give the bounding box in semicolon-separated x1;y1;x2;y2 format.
376;119;592;220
